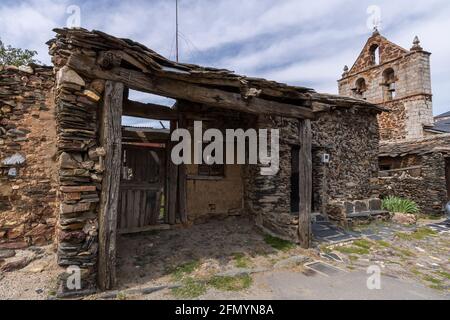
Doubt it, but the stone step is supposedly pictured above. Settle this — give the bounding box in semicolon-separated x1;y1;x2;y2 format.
347;210;389;219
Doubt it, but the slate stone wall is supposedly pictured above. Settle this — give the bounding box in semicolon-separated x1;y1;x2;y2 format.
312;107;380;218
0;65;58;248
243;115;300;242
378;153;447;216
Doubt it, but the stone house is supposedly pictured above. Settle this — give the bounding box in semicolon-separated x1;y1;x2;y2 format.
1;28;384;293
379;134;450;215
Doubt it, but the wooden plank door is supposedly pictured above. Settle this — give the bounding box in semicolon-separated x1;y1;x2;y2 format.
118;145;166;233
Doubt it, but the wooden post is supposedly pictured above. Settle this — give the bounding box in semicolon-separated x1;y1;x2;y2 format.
167;120;178;225
298;119;312;248
178;114;188;223
98;81;123;290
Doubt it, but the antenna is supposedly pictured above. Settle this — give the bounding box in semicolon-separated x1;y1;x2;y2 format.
176;0;179;62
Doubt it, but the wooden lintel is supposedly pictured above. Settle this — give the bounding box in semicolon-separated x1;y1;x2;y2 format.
67;53;314;119
123;99;178;120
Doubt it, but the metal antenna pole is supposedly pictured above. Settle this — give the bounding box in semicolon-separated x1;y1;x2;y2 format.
176;0;179;62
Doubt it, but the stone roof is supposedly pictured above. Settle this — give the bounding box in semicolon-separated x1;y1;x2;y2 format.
48;28;384;117
379;134;450;157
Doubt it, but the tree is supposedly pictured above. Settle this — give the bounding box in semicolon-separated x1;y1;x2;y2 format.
0;39;40;66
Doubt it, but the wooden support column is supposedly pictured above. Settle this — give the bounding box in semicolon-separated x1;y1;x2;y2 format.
298;119;312;248
167;120;178;225
98;81;124;290
178;114;188;224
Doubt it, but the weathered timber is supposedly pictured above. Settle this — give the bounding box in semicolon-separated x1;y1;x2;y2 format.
177;114;188;224
298;119;312;248
167;120;178;225
98;81;123;290
67;53;314;119
123;99;178;120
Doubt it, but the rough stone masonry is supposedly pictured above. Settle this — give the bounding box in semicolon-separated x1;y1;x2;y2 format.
0;65;58;248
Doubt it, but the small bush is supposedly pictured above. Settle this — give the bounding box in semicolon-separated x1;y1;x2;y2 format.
382;196;419;214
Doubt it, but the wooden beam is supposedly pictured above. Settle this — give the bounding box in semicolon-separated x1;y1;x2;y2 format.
98;81;123;291
67;53;314;119
298;119;312;249
123;99;178;120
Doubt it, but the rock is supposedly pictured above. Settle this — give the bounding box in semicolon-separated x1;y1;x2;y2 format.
18;66;34;74
60;202;91;214
60;185;96;193
56;66;85;87
217;268;269;277
59;152;80;169
0;256;33;272
0;242;28;250
273;255;310;269
0;250;16;259
83;89;101;102
1;105;12;113
90;79;105;95
392;212;417;225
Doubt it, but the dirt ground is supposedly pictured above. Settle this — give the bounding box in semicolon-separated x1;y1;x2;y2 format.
0;216;449;300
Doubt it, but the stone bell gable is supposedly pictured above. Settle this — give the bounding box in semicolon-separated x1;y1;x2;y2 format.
338;30;434;141
347;30;409;75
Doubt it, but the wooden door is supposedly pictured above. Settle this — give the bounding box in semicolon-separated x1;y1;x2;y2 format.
118;145;166;232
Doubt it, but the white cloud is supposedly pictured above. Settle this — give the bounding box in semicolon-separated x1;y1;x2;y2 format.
1;0;449;114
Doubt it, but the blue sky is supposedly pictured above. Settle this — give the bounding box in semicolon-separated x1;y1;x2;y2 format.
1;0;449;126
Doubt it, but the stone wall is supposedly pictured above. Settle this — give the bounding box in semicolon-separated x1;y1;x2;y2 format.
49;35;108;292
181;105;253;223
312;108;381;222
338;32;434;141
243;116;300;242
0;65;58;247
378;153;447;216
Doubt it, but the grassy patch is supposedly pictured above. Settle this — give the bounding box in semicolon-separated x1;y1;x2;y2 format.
435;271;450;280
319;244;332;254
116;292;127;300
423;275;443;285
393;247;416;258
172;278;207;299
348;255;359;262
232;253;251;269
264;235;295;251
352;239;373;250
209;274;253;292
335;245;370;255
395;228;438;241
170;260;201;280
376;240;392;248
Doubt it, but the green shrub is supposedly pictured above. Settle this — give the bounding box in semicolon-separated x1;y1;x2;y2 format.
382;196;419;214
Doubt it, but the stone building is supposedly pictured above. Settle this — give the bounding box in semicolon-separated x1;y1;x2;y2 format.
2;28;384;294
379;134;450;215
338;29;434;141
339;30;450;216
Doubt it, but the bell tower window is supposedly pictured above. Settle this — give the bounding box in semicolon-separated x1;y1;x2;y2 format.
370;44;380;65
383;68;396;101
353;78;367;99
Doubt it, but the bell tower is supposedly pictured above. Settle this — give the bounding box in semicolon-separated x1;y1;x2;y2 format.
338;30;433;141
